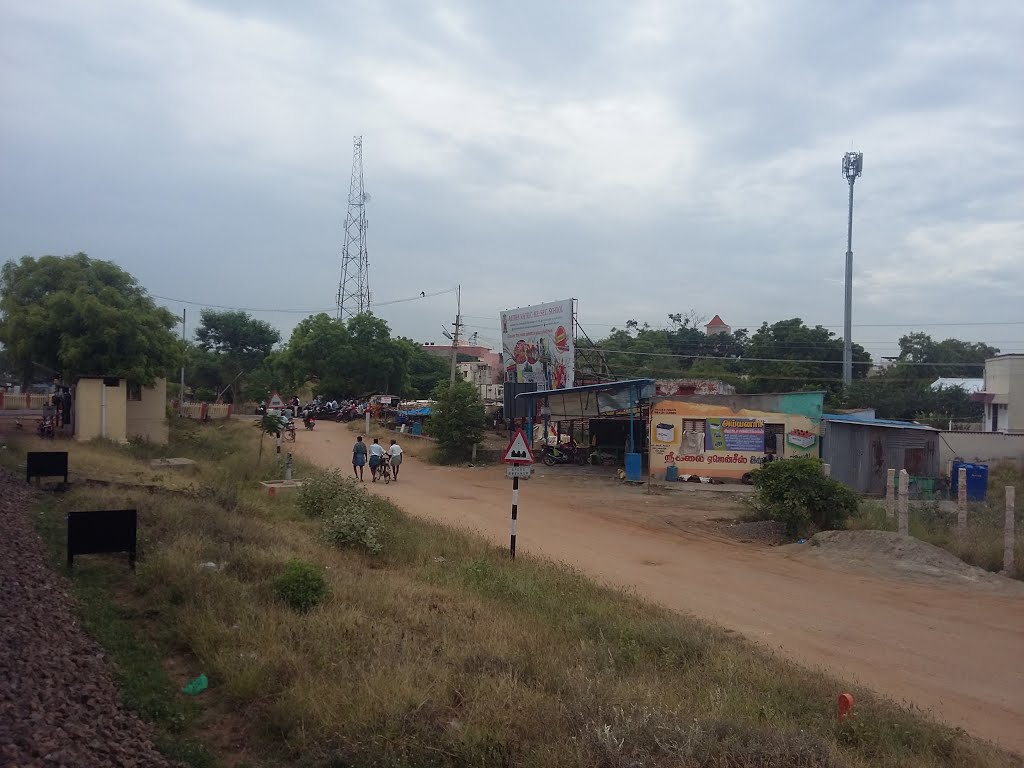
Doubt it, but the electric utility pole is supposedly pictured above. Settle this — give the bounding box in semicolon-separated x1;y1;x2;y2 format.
449;285;462;387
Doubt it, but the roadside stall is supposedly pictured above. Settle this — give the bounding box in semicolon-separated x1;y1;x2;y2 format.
514;379;655;480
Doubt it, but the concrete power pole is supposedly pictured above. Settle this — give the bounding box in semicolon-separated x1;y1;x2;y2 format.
841;151;863;386
449;285;462;387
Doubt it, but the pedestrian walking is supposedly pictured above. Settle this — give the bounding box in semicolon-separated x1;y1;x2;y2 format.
369;438;385;481
388;439;403;481
352;435;367;481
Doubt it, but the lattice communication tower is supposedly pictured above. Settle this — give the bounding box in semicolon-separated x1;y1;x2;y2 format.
336;136;370;319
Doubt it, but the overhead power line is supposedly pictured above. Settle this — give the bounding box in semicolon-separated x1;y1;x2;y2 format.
587;347;986;368
463;317;1024;330
149;287;456;315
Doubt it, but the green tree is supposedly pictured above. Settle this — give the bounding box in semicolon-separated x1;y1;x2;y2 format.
284;312;416;399
286;313;353;396
397;339;449;398
195;309;280;400
0;253;179;384
345;313;411;395
244;350;299;402
427;380;484;462
887;332;996;380
742;318;871;394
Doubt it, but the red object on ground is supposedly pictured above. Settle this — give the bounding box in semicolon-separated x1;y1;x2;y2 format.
837;693;855;723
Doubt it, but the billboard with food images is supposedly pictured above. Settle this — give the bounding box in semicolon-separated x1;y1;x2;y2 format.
499;300;574;390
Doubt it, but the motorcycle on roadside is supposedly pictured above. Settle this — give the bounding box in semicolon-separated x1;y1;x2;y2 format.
541;439;579;466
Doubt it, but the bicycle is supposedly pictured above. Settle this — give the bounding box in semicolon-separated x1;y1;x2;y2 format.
378;456;392;484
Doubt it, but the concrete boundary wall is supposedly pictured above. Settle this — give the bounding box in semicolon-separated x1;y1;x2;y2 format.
939;431;1024;470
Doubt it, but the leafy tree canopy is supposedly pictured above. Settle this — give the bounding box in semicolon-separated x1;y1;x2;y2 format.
427;379;485;462
196;309;280;368
742;318;871;394
255;313;448;401
887;332;996;379
0;253;179;385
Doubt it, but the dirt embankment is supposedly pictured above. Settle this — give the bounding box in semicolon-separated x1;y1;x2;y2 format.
0;471;179;768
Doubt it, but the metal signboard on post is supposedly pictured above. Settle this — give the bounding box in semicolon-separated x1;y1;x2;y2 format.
501;429;535;559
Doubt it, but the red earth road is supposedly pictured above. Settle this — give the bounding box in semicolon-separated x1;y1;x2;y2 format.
294;423;1024;753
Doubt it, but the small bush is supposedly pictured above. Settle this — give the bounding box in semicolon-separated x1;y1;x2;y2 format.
273;560;330;613
297;470;363;519
750;458;859;537
321;502;384;555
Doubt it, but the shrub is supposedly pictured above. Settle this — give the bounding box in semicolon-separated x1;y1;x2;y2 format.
296;470;363;519
749;458;859;537
272;560;329;613
321;501;384;555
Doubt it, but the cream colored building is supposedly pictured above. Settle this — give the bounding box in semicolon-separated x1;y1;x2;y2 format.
976;355;1024;433
75;377;168;444
457;361;493;387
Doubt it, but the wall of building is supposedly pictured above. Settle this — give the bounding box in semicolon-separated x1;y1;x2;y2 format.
983;355;1024;432
940;431;1024;470
126;378;168;444
422;344;503;383
75;378;127;442
649;392;824;482
822;422;939;495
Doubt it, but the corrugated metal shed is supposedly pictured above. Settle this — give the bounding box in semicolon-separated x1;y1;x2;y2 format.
822;415;940;495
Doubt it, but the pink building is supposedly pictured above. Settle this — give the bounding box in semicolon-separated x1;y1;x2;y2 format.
421;343;503;385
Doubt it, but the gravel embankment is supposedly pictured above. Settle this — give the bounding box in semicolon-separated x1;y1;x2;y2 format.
0;470;179;768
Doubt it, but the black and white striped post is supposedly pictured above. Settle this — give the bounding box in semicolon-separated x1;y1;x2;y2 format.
502;429;533;561
510;475;519;559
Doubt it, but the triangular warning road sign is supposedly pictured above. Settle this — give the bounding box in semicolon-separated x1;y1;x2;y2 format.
268;391;285;409
502;429;535;464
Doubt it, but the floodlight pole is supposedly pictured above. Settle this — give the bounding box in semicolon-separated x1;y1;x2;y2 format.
842;151;863;387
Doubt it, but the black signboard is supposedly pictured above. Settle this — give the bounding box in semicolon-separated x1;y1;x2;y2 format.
67;509;137;570
26;451;69;485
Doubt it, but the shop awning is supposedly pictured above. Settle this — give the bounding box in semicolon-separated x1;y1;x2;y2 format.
514;379;655;420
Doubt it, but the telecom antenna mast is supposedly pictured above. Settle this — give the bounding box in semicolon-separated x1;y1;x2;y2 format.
336;136;371;319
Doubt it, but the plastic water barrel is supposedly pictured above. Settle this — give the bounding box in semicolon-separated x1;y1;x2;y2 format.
967;464;988;501
665;465;679;482
624;452;642;482
952;462;989;502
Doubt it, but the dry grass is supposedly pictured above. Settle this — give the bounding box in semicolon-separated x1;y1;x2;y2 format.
10;422;1021;768
849;463;1023;580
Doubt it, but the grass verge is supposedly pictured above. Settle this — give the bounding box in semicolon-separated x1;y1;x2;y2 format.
28;493;217;768
6;421;1021;767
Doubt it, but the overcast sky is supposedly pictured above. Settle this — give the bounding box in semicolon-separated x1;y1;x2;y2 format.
2;0;1022;364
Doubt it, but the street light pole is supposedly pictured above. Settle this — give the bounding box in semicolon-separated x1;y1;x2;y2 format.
842;151;863;387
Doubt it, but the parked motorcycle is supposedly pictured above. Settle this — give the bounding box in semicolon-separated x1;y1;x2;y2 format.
302;412;316;430
542;441;579;466
37;416;56;439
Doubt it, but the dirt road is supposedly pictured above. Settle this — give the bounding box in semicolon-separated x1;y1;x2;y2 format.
295;423;1024;753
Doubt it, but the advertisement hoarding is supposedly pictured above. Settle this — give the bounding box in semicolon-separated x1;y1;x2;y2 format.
649;396;822;481
499;300;574;390
705;418;765;452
